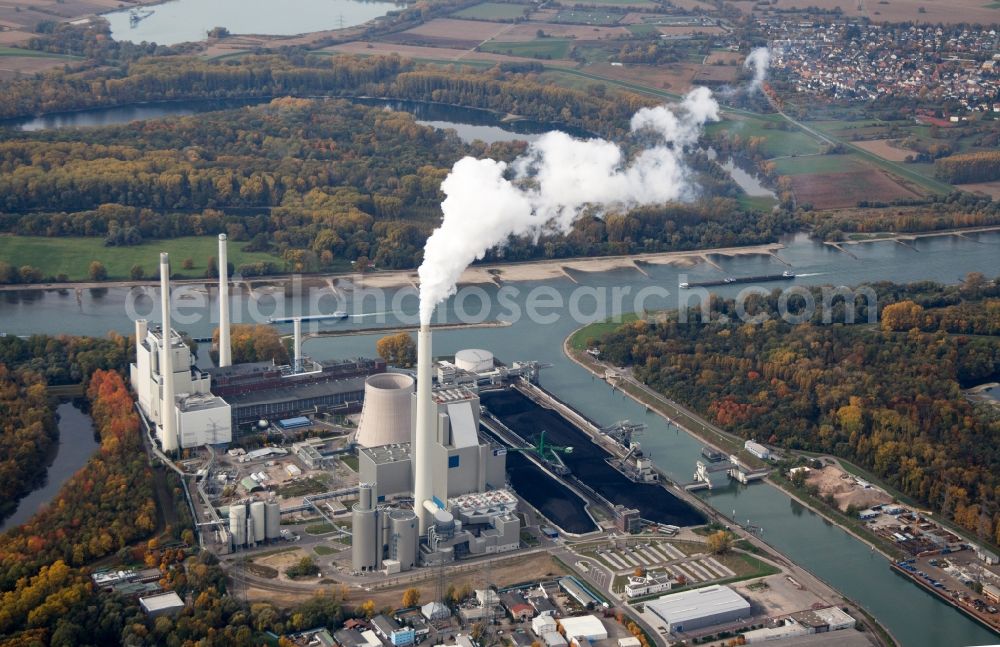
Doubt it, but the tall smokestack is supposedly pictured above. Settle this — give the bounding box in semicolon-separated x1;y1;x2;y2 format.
218;233;231;368
293;317;302;373
413;323;434;533
159;253;178;453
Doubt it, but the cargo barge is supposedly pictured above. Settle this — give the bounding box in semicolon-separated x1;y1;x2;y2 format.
680;270;795;289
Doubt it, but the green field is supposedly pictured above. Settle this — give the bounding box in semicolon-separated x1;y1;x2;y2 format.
452;2;531;20
568;314;639;351
0;47;81;60
771;154;862;176
0;235;281;281
707;117;826;158
480;39;573;58
736;194;778;212
552;9;624;24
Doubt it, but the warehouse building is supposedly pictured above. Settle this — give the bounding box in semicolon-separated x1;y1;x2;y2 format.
645;585;751;634
557;616;608;646
139;591;185;617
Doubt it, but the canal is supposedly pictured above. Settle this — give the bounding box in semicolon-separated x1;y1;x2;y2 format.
0;402;99;532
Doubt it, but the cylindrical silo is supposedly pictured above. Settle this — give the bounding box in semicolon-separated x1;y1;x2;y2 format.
356;373;414;448
265;501;281;541
351;503;378;572
250;501;266;547
389;509;418;571
229;504;247;548
359;482;373;510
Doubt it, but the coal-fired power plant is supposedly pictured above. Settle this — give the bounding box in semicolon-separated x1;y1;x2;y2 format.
132;250;233;450
352;322;521;573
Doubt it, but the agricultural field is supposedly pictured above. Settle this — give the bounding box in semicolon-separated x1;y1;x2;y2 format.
626;23;660;36
452;2;533;21
480;39;574;58
852;139;912;162
553;0;659;7
760;0;1000;22
586;60;703;91
325;41;530;64
380;18;512;49
0;235;282;281
0;47;83;80
788;168;923;210
552;9;626;24
707;116;826;158
771;154;862;176
504;22;629;40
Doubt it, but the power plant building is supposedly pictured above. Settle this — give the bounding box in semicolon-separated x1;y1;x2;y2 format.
207;358;384;431
352;328;521;570
131;321;232;449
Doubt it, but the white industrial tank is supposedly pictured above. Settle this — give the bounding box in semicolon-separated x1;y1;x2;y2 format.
455;349;494;373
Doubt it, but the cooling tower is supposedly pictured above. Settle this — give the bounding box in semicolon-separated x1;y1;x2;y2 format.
356;373;414;448
159;253;178;453
413;324;434;533
265;501;281;541
218;234;231;367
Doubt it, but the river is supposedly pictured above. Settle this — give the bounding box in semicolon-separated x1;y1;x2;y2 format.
1;102;998;645
104;0;406;46
0;402;99;533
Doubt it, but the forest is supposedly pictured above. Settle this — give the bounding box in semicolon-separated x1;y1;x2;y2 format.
0;63;786;281
935;150;1000;184
0;366;56;525
593;275;1000;547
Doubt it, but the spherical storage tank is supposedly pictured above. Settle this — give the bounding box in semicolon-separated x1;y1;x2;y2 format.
455;349;493;373
389;509;418;570
356;373;414;448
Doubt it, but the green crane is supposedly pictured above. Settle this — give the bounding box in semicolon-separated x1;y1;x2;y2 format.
511;430;573;475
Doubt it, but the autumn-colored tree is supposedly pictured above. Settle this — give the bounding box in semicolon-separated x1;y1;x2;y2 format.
376;332;416;368
129;264;145;280
707;530;733;554
182;258;194;270
402;587;421;608
881;300;924;332
88;260;107;281
358;599;376;618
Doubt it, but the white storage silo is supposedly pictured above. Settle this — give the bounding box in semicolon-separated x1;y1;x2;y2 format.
356;373;414;448
265;501;281;541
229;504;247;548
389;509;418;571
352;483;378;572
250;501;266;547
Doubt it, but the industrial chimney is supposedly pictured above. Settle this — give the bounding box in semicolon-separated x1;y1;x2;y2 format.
293;317;302;373
412;323;434;533
159;253;178;453
218;234;232;368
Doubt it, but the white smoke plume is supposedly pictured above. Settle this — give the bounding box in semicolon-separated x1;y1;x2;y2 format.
417;87;719;324
744;47;771;93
